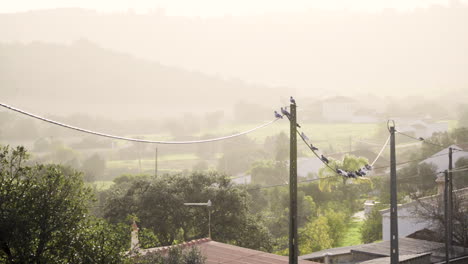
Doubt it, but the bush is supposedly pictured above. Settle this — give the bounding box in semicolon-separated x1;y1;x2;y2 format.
360;206;383;243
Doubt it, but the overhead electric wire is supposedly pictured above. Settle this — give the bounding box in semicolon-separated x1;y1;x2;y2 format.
296;130;341;175
0;102;278;145
371;135;390;166
396;130;446;148
372;152;449;170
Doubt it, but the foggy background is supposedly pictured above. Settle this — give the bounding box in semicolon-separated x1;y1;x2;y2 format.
1;0;468;118
1;0;467;181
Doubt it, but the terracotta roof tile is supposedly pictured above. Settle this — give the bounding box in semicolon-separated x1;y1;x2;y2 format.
140;238;317;264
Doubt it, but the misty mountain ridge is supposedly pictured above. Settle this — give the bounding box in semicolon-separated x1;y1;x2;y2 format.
0;40;286;119
1;5;467;97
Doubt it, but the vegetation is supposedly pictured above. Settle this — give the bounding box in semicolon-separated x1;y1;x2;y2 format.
0;145;129;264
103;172;274;252
360;207;383;244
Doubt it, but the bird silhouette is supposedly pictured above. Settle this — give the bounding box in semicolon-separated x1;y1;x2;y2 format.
347;172;357;178
301;132;309;141
337;169;348;176
310;145;318;151
290;96;296;105
358;169;367;176
274;111;283;119
355;170;363;177
419;137;424;141
281;107;291;119
321;155;329;164
365;164;372;171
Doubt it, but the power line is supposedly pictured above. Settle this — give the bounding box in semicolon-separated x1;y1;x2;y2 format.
373;152;449;170
0;102;278;145
396;130;446;148
371;135;390;166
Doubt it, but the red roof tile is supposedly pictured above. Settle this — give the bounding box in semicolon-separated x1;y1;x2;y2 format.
140;238;317;264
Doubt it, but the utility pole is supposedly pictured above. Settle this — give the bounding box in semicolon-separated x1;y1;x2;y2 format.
389;124;399;264
444;170;449;264
155;147;158;176
448;147;453;254
289;103;298;264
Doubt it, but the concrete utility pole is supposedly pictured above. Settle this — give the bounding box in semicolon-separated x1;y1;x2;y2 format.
389;124;399;264
289;103;298;264
448;147;453;255
444;170;450;264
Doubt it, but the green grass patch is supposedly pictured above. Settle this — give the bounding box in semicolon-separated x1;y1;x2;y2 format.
339;217;364;247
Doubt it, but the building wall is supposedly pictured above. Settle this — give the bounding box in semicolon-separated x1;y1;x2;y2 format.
382;205;433;241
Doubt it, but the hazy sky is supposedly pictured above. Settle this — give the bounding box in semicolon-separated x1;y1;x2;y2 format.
1;0;465;16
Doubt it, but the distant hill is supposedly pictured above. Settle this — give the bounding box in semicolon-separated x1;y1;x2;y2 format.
0;40;285;118
1;7;468;96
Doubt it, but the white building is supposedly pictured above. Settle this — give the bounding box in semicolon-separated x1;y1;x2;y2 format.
419;144;468;172
380;177;468;241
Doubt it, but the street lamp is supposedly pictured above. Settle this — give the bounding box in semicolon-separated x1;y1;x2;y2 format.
184;200;212;238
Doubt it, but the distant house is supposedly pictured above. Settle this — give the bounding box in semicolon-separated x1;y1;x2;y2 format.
139;238;317;264
398;120;448;139
300;237;468;263
418;144;468;173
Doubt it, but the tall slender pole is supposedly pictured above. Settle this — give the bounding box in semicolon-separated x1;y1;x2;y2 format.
289;104;298;264
444;170;449;264
448;147;453;254
389;125;399;264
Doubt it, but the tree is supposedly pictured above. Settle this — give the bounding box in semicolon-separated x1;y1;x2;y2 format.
324;209;347;247
69;218;130;264
318;154;369;192
249;160;287;185
454;157;468;189
81;153;106;182
299;216;333;254
360;206;383;243
0;145;128;264
103;172;274;251
413;192;468;247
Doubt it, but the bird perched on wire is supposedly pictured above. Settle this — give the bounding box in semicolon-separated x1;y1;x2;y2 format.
364;164;372;171
337;169;348;177
321;155;329;164
274;111;283;119
310;144;318;151
301;132;309;141
290;96;296;105
355;170;363;177
358;168;366;176
348;172;357;178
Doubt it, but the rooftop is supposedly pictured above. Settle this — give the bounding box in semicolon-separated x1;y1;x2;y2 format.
140;238;317;264
300;237;468;263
